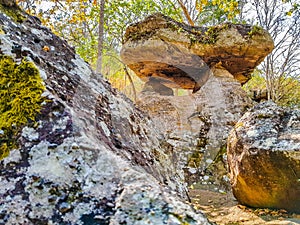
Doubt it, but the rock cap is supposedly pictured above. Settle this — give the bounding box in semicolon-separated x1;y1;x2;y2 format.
121;13;274;91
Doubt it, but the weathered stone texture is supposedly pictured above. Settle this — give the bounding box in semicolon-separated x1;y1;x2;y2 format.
0;5;211;224
227;101;300;213
137;73;253;188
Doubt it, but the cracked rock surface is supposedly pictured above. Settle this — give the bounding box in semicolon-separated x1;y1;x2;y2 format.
227;101;300;213
0;2;211;224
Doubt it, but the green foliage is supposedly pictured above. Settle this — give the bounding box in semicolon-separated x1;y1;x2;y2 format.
196;0;240;25
102;50;143;100
248;25;264;37
276;77;300;108
76;34;98;69
18;0;182;64
16;0;240;99
243;71;300;108
17;0;182;98
105;0;182;46
243;71;266;91
248;0;300;109
0;55;45;160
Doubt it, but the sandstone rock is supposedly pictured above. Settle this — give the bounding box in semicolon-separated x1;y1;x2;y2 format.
227;101;300;213
0;5;211;224
121;13;274;91
137;72;253;187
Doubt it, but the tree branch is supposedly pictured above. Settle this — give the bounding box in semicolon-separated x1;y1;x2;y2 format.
176;0;195;26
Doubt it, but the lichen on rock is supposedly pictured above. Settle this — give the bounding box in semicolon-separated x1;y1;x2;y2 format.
0;5;212;225
0;55;45;160
137;75;253;189
227;101;300;213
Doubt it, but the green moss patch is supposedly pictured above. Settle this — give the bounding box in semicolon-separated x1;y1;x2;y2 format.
0;55;45;160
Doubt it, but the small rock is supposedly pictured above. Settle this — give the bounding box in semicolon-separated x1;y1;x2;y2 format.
58;202;72;213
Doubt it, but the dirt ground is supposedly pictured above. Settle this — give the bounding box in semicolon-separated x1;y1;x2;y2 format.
189;189;300;225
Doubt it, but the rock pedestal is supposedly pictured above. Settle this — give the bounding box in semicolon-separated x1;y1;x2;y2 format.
227;101;300;213
137;70;253;187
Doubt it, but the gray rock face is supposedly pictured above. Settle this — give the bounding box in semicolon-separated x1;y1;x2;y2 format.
0;5;211;225
227;101;300;213
137;71;253;188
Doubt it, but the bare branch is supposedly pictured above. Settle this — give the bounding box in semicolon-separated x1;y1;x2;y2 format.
176;0;195;26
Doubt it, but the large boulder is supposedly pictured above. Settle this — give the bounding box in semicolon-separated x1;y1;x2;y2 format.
0;3;211;224
227;101;300;213
121;13;274;92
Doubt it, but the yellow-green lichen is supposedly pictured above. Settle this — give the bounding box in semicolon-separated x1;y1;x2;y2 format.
0;3;26;23
0;26;4;35
187;150;203;168
190;23;230;45
0;55;45;160
235;121;244;129
248;25;264;37
169;212;194;225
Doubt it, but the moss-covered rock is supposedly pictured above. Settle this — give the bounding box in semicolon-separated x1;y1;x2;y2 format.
0;55;45;160
0;5;212;225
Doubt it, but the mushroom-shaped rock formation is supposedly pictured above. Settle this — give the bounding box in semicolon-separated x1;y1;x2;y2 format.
121;13;274;92
227;101;300;213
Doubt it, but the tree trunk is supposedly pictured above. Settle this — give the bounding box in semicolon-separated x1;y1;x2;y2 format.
96;0;105;74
